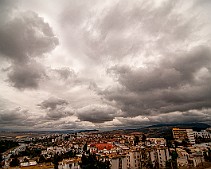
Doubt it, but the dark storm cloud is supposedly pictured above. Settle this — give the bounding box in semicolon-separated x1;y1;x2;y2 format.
38;97;68;110
108;46;211;92
7;61;46;89
0;11;59;63
103;46;211;117
58;123;78;129
0;107;36;128
0;108;27;122
114;116;150;127
38;97;74;120
0;10;59;89
148;109;211;124
77;105;118;123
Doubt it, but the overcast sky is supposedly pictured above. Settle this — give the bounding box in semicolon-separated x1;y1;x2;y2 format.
0;0;211;131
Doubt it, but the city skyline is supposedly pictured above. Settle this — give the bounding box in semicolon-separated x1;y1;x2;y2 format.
0;0;211;130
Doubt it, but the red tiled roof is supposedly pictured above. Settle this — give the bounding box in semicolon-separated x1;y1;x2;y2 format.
90;143;113;150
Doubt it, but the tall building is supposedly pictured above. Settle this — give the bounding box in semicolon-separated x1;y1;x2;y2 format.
186;129;195;144
150;148;170;168
193;130;211;139
172;128;195;144
110;155;127;169
127;150;141;169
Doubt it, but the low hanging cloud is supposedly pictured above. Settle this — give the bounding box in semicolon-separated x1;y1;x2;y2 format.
77;104;119;123
0;107;36;129
148;109;211;124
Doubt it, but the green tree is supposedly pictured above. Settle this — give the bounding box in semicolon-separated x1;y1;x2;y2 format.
62;150;75;159
208;148;211;162
81;154;88;167
203;151;209;162
0;140;19;154
146;160;154;169
134;136;140;146
142;134;147;142
182;139;189;147
23;157;29;162
83;143;88;152
171;151;178;169
166;140;173;148
52;154;62;169
10;157;20;167
38;155;46;164
166;160;172;169
0;154;3;168
80;153;110;169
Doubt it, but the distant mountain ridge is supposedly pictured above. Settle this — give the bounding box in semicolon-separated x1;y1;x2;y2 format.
121;122;210;140
147;122;210;131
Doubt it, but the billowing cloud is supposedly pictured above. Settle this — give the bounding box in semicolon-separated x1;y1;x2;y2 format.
7;61;46;89
38;97;68;110
148;109;211;124
77;104;118;123
102;45;211;118
0;10;59;89
107;46;211;92
38;97;74;120
0;107;37;129
0;11;58;63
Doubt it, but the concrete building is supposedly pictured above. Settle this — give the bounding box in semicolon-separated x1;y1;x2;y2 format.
176;148;189;167
58;159;81;169
20;160;37;167
110;155;127;169
11;144;27;155
193;130;211;139
172;128;195;144
127;150;141;169
146;138;166;147
150;148;170;168
186;129;195;144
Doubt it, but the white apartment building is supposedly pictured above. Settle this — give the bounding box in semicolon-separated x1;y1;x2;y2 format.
172;128;195;144
186;129;195;144
11;144;27;155
193;130;211;139
127;150;141;169
146;138;166;146
150;148;170;168
176;148;189;167
58;159;81;169
110;155;127;169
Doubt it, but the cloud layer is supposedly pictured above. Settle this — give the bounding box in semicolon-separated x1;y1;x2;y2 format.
0;0;211;130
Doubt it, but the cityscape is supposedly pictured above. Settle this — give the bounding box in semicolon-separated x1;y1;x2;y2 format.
1;0;211;168
1;123;211;169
